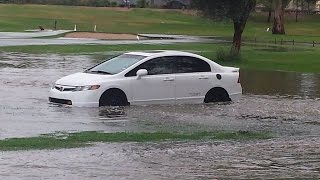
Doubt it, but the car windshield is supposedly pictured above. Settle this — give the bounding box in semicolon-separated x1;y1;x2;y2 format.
86;54;146;75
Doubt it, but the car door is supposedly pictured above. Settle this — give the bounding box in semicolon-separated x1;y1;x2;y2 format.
174;56;213;103
125;57;176;105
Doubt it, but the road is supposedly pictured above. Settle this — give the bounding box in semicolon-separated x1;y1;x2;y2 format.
0;31;218;47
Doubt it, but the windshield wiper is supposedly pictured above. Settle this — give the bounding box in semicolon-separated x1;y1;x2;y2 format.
87;70;112;75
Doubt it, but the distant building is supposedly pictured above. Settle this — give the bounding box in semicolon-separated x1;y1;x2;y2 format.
286;0;320;13
257;0;320;13
316;1;320;11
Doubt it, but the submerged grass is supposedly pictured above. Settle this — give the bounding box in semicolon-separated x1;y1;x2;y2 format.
1;42;319;73
0;131;272;151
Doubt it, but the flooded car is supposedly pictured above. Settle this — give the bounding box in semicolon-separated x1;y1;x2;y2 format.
49;51;242;107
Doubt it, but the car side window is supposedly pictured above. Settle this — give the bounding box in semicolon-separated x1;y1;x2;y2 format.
125;57;175;77
175;56;211;73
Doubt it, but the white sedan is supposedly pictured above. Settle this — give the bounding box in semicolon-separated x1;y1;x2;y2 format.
49;51;242;107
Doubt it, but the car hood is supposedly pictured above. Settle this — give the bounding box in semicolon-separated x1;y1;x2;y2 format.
56;72;112;86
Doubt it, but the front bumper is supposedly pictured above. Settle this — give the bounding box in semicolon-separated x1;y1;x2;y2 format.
49;88;100;107
49;97;72;105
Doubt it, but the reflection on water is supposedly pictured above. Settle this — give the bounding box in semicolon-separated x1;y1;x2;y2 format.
241;69;320;98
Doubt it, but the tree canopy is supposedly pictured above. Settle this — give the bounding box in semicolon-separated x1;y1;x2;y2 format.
192;0;256;56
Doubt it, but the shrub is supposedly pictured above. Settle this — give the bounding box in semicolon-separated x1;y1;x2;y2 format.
137;0;148;8
216;48;241;62
110;1;117;7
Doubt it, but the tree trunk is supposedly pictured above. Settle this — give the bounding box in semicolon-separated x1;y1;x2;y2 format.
295;0;299;22
267;0;273;23
232;22;244;55
267;8;272;23
231;0;255;56
272;0;285;34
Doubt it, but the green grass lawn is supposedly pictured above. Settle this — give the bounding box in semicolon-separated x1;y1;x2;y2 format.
0;4;319;73
0;4;319;43
0;4;216;34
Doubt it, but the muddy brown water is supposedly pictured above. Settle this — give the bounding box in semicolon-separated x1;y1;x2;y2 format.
0;52;319;179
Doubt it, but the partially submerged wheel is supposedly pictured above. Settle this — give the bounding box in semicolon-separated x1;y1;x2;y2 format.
204;88;231;103
99;89;129;107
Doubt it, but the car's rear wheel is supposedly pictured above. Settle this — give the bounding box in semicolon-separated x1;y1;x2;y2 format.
204;87;231;103
99;88;129;107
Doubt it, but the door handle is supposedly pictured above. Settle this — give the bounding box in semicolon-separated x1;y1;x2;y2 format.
198;76;209;80
163;77;174;81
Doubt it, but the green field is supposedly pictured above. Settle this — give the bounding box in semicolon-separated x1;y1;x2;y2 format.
0;4;320;73
0;4;320;42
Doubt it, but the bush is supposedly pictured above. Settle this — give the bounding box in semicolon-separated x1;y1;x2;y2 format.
110;1;117;7
216;48;241;62
91;0;110;7
137;0;148;8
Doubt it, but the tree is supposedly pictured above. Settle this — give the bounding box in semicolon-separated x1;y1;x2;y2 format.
192;0;256;56
293;0;307;22
137;0;148;8
259;0;274;22
272;0;286;34
295;0;301;22
305;0;317;13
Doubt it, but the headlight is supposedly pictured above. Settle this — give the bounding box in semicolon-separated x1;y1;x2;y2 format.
52;84;100;92
74;85;100;91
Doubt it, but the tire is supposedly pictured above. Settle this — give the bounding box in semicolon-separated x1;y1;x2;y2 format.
204;88;231;103
99;89;129;107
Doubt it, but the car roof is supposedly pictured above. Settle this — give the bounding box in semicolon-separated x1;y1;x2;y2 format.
125;50;199;58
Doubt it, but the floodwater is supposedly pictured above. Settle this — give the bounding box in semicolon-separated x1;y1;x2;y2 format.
0;52;320;179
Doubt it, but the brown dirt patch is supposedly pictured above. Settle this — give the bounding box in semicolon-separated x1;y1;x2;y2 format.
64;32;146;40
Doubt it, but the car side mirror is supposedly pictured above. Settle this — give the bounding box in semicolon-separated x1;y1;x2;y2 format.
136;69;148;80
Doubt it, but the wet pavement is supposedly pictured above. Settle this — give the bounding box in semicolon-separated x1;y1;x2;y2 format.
0;52;320;179
0;30;72;39
0;38;211;47
0;32;213;47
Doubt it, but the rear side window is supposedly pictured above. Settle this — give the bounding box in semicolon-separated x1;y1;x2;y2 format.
125;55;211;77
175;56;211;73
125;57;175;77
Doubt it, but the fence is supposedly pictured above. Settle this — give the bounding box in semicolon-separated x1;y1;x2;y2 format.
248;38;319;47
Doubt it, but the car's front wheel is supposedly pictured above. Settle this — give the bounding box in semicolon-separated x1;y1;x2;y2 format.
99;88;129;106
